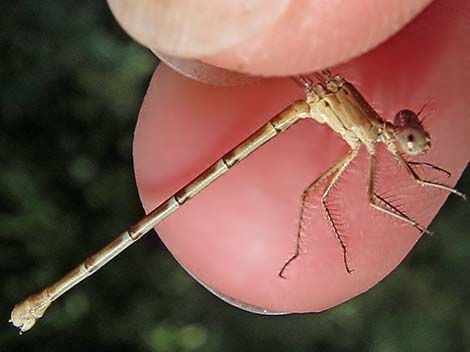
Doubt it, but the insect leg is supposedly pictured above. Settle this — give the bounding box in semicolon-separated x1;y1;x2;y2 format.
368;152;432;235
278;149;358;278
408;161;451;178
396;153;465;199
320;148;359;273
291;75;313;91
314;69;333;82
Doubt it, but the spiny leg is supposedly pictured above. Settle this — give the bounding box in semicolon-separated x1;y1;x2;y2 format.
293;69;341;92
396;153;466;199
291;75;313;91
314;69;345;89
373;193;431;234
367;152;432;235
278;149;358;278
292;70;344;104
314;69;333;82
408;161;451;178
320;148;359;274
277;162;343;278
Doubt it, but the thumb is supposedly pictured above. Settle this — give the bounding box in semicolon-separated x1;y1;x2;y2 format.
108;0;432;75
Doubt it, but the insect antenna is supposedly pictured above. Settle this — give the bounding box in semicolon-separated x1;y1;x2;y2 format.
416;102;430;126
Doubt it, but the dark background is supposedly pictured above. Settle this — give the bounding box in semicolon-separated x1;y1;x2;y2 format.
1;2;469;351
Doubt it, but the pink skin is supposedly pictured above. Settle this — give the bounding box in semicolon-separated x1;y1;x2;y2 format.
108;0;433;75
133;0;469;313
107;0;290;59
202;0;434;75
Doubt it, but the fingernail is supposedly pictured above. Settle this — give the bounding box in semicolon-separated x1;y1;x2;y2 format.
153;50;260;86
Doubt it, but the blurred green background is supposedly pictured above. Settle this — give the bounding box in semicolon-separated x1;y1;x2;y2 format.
1;2;469;351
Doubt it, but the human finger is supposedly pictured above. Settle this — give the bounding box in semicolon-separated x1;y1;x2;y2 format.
133;0;469;313
108;0;432;76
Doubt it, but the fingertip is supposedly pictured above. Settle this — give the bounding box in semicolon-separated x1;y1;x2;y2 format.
201;0;433;75
107;0;289;58
134;0;469;313
133;65;419;313
108;0;432;77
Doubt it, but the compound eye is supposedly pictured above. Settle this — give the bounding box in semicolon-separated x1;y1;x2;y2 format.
394;109;420;127
396;127;430;155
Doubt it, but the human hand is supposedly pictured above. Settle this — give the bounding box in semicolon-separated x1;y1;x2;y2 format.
110;0;469;313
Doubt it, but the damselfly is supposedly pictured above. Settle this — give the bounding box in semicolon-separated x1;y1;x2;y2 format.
11;70;464;333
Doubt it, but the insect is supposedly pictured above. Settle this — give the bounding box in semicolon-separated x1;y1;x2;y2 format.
10;69;464;333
